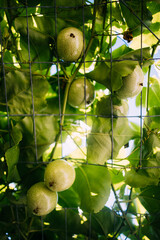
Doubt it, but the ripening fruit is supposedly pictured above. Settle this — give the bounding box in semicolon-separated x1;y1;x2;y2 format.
116;65;144;99
44;160;76;192
68;78;95;108
27;182;58;216
57;27;84;62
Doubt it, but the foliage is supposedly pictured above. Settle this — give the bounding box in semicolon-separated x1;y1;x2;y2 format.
0;0;160;239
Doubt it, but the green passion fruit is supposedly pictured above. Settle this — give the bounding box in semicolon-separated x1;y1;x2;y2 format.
68;78;95;108
116;65;144;99
44;160;76;192
27;182;58;216
57;27;84;62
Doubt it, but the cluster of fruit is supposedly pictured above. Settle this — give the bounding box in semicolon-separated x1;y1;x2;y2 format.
27;160;75;216
57;27;144;110
57;27;95;108
27;27;145;216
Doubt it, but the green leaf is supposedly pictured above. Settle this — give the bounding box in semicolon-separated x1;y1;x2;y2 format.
112;60;137;77
40;0;92;26
112;2;124;23
14;15;66;37
5;145;21;182
15;115;58;162
18;0;41;7
72;164;111;213
141;212;160;240
147;107;160;129
84;206;122;237
14;16;66;69
148;78;160;106
58;187;80;208
5;127;22;182
119;0;152;37
110;169;124;185
17;164;45;191
45;208;87;239
86;62;123;91
125;169;159;188
87;131;111;165
112;45;133;59
138;186;160;213
0;70;49;115
95;95;128;117
112;117;135;158
86;62;110;86
11;127;23;146
136;77;160;109
3;51;14;67
142;132;160;178
118;47;153;66
147;1;160;15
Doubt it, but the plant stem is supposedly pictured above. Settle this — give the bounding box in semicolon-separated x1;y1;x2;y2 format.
96;1;107;65
112;188;133;238
111;184;139;239
50;0;97;160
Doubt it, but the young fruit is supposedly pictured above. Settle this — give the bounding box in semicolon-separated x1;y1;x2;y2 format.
27;182;58;216
116;65;144;99
68;78;95;108
57;27;84;62
44;160;76;192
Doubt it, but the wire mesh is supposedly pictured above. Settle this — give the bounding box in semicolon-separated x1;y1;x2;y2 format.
0;0;160;239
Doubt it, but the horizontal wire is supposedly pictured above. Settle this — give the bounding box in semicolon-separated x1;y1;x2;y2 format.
1;57;160;66
0;2;118;10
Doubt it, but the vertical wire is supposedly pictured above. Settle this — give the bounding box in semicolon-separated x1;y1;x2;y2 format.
110;0;114;166
139;2;144;237
139;0;144;170
1;6;21;240
89;212;92;239
55;0;67;237
41;216;44;240
82;0;88;164
25;0;38;162
65;208;67;240
25;0;43;238
55;0;63;158
138;214;142;240
0;18;11;146
15;205;21;240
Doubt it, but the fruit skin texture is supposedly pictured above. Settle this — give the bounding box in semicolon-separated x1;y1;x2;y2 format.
44;160;76;192
27;182;58;216
68;78;95;108
116;65;144;99
57;27;84;62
